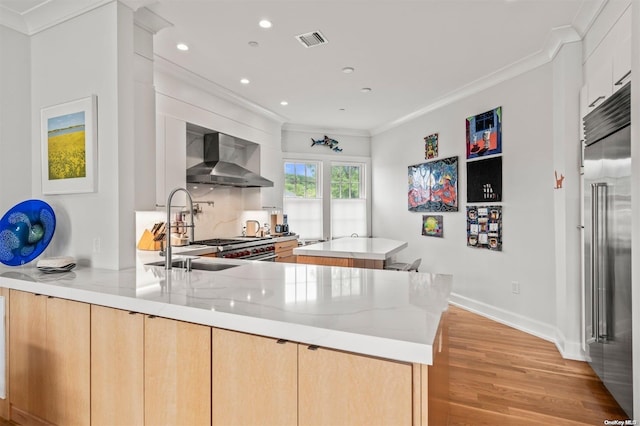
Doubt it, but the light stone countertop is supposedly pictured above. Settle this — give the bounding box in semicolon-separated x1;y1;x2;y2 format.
0;248;450;365
293;237;408;260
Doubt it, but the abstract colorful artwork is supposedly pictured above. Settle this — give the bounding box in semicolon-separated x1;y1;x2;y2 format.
467;156;502;202
408;156;458;212
424;133;438;159
422;215;443;237
467;206;502;251
466;106;502;159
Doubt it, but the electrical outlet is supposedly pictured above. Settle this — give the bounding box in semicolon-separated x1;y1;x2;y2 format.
511;281;520;294
93;237;101;253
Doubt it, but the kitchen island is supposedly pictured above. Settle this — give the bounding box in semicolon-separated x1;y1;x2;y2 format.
294;236;408;269
0;253;450;425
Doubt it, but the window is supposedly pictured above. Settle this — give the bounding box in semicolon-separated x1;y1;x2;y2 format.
331;164;361;199
284;161;323;240
284;162;319;198
330;163;366;238
283;159;369;240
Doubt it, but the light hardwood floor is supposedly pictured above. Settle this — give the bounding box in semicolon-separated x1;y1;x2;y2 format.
446;305;629;425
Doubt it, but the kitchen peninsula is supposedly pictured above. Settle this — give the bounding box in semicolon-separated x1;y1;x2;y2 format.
0;254;450;425
294;236;408;269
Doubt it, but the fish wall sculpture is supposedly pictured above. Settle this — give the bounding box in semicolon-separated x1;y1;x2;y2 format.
311;135;342;152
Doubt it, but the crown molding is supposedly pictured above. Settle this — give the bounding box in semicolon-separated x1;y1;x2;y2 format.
0;0;112;36
132;5;172;34
154;54;288;126
371;25;583;136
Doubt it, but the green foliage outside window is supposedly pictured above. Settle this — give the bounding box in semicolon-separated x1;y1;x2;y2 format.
284;162;318;198
331;165;361;199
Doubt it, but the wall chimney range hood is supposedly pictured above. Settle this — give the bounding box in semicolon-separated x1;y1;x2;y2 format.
186;133;273;188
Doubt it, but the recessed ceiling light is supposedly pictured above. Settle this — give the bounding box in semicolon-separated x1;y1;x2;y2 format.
280;101;288;106
176;43;189;51
342;67;355;74
361;87;372;93
259;19;272;29
248;41;259;47
240;78;250;84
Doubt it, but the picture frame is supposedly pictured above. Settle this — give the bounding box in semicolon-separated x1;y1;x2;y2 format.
466;106;502;159
466;156;502;202
41;95;97;194
424;133;438;159
408;156;458;212
467;205;502;251
422;214;443;238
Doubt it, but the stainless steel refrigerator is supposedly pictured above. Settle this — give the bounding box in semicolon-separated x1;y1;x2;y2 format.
583;81;633;417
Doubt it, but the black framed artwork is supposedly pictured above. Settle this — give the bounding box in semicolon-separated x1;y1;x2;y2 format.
466;156;502;202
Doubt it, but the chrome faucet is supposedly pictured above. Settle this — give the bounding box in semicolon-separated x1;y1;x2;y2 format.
165;187;195;270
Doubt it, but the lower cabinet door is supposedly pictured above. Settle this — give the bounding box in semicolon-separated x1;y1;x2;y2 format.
144;315;211;425
45;297;91;426
91;305;144;425
212;328;297;426
298;345;413;426
9;290;47;421
9;291;90;426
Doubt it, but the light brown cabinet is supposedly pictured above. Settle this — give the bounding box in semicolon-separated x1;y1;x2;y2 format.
212;328;297;426
275;239;298;263
296;255;383;269
5;290;444;426
9;290;90;426
145;315;211;425
299;345;414;425
91;305;144;425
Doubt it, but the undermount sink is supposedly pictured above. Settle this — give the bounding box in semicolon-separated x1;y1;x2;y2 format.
145;260;239;272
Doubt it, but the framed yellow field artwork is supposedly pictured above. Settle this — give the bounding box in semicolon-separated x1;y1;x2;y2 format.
41;95;97;194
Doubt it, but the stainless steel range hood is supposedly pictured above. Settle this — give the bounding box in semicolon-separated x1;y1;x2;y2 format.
186;133;273;188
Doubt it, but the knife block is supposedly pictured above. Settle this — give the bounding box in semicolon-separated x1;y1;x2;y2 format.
137;229;162;251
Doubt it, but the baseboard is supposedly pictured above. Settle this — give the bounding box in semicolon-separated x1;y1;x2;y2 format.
449;293;585;361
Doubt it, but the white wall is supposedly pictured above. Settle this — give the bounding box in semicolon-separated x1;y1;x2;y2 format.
30;2;136;269
0;25;31;213
552;41;583;359
372;63;561;341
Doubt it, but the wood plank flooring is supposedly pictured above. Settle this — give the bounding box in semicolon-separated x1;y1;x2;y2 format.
446;305;629;425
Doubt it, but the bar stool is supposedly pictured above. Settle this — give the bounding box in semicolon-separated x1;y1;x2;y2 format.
385;258;421;272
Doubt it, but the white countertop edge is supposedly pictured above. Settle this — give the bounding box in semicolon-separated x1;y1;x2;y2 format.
293;238;408;260
0;274;436;365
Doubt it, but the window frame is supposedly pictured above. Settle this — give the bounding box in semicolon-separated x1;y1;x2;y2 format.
283;154;371;241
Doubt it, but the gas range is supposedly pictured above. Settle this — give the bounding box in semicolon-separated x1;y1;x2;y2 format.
192;237;276;261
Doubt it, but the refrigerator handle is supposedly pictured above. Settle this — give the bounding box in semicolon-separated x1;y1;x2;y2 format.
590;182;607;343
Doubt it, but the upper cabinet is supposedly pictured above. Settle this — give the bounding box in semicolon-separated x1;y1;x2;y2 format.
156;114;187;206
260;143;284;209
583;6;631;114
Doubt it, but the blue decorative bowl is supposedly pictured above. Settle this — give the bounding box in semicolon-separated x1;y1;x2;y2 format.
0;200;56;266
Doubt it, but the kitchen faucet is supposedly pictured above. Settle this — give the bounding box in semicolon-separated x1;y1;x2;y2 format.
165;187;195;270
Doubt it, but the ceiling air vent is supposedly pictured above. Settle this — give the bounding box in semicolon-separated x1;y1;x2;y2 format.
295;31;328;48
